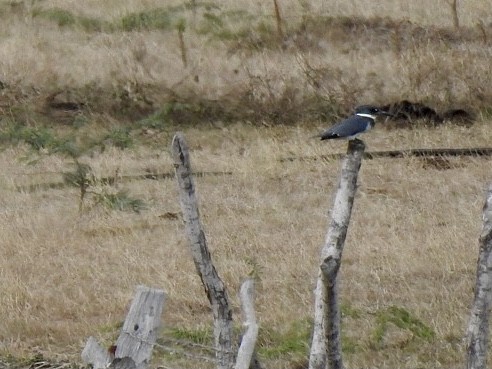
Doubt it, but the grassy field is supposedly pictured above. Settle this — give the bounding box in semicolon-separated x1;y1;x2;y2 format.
0;0;492;368
0;122;491;369
1;0;492;124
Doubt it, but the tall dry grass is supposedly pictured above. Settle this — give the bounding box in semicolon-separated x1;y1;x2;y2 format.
0;0;492;368
0;0;491;123
0;120;491;368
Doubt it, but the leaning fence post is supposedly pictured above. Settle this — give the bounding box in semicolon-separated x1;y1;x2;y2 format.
466;183;492;369
171;132;234;369
309;139;366;369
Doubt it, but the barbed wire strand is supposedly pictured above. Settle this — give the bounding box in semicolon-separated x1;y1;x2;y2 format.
156;365;184;369
121;330;231;363
158;337;237;354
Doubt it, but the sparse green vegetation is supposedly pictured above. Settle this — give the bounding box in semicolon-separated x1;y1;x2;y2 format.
104;127;134;150
0;1;491;368
341;303;362;319
33;8;76;27
32;7;110;32
165;326;213;346
136;109;170;130
120;8;174;31
94;189;146;213
0;122;81;157
258;320;311;359
63;160;95;210
0;124;56;151
63;160;145;212
373;306;436;348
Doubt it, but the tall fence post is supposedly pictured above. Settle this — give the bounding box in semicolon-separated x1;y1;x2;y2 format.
171;132;234;369
466;183;492;369
309;139;366;369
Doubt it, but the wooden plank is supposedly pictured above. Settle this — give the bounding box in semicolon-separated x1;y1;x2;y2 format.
81;336;113;369
82;286;165;369
115;286;166;369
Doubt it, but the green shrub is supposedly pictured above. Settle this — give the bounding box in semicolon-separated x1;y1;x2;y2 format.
95;190;146;213
105;127;133;149
373;305;435;347
32;7;110;32
165;326;213;345
33;8;76;27
120;8;173;31
258;320;311;359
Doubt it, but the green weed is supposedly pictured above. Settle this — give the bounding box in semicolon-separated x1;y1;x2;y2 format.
342;336;360;354
372;305;435;347
258;320;311;359
165;326;213;345
104;127;133;149
18;127;55;151
0;122;81;156
77;16;110;32
49;138;81;157
136;109;170;130
94;190;146;213
198;10;252;41
33;8;76;27
119;8;173;31
63;161;95;189
341;303;362;319
63;161;95;211
32;8;109;32
0;124;55;150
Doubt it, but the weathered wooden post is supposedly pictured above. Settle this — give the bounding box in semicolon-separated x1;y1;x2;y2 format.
309;139;366;369
235;279;259;369
171;132;235;369
466;183;492;369
82;285;166;369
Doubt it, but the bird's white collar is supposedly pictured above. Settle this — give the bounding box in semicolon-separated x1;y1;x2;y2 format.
356;113;376;119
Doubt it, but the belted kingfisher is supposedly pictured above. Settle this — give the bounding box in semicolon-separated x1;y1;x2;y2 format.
315;105;392;140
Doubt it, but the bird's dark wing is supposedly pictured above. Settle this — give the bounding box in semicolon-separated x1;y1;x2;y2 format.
318;115;372;140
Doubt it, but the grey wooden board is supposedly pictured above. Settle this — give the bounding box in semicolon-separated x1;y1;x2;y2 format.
82;286;166;369
115;286;166;369
81;336;112;369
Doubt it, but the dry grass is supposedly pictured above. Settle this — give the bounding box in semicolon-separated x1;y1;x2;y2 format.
0;0;492;368
0;0;492;123
0;118;491;368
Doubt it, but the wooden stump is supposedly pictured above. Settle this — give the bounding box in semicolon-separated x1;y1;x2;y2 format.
82;286;166;369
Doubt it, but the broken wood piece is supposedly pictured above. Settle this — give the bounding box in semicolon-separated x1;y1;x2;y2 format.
82;286;166;369
82;336;113;369
235;279;259;369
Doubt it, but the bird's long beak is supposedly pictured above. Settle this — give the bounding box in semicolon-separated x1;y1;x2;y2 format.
379;110;393;117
